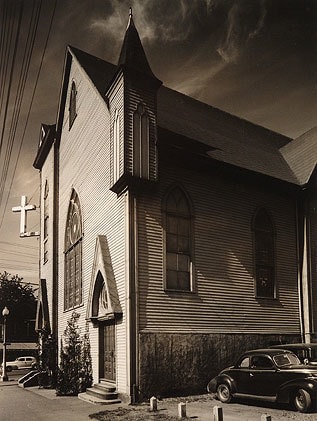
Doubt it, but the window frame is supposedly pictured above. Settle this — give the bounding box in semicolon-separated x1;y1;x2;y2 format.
113;109;121;182
64;189;83;311
163;185;195;293
133;102;150;179
69;80;77;130
252;207;276;299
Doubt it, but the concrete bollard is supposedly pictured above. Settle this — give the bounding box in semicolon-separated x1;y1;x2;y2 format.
213;405;223;421
150;396;157;412
261;416;272;421
178;402;186;418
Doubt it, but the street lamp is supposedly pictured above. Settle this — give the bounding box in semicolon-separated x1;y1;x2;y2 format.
1;306;9;382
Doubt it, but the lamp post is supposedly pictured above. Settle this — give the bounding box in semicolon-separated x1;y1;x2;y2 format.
1;306;9;382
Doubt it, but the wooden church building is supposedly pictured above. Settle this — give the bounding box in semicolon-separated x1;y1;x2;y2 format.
33;11;317;401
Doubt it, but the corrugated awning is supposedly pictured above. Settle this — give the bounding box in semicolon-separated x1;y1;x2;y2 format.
0;342;37;350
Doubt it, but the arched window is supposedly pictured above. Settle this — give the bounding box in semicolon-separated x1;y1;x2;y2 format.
43;181;49;263
69;81;77;129
113;109;120;182
133;102;149;179
253;208;275;298
164;186;193;291
64;189;82;310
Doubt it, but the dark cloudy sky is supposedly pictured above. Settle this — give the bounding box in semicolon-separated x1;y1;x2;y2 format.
0;0;316;284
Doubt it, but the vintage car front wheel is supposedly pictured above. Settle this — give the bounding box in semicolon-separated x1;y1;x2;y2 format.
217;383;232;403
294;388;312;413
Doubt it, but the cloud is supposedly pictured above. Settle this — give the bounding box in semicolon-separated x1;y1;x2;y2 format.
217;0;267;63
172;59;227;99
88;0;215;45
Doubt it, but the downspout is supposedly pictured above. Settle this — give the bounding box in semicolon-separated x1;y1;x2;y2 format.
296;195;305;342
127;191;138;403
133;195;139;401
302;214;312;343
53;140;59;339
306;192;315;340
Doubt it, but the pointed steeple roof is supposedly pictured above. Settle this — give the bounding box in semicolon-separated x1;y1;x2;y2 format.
118;8;158;81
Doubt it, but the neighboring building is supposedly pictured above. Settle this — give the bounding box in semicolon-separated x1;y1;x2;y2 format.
33;12;317;400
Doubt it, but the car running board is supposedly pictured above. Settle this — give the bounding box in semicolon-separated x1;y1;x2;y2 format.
234;393;276;402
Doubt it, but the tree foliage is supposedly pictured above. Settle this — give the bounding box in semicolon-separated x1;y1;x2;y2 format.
56;312;93;396
0;271;36;315
38;325;57;388
0;271;37;340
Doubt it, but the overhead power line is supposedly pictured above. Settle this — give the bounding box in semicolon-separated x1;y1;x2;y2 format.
0;0;24;153
0;1;42;203
0;0;57;230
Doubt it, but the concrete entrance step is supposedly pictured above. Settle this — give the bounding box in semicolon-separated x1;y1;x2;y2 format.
78;380;121;405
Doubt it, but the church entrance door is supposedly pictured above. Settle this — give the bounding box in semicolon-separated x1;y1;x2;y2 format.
99;321;116;382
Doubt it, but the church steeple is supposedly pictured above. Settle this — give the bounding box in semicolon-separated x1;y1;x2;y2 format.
117;8;159;82
107;8;162;195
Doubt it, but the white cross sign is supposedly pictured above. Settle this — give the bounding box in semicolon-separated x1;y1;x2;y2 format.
12;195;40;237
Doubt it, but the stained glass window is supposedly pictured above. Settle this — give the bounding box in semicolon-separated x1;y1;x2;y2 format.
64;189;82;310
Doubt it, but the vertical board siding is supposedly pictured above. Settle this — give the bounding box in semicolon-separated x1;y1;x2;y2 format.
139;331;302;397
58;59;127;394
39;147;55;329
137;164;300;334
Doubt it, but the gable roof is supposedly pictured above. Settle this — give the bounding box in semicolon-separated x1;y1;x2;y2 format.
69;46;116;97
64;46;310;186
157;87;298;185
87;235;122;321
280;126;317;185
33;123;56;170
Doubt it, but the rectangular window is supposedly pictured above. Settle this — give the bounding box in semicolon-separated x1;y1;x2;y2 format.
165;187;193;292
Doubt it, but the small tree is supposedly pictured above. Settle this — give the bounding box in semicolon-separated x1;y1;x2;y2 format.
56;312;93;395
56;312;81;396
37;325;57;388
79;326;93;393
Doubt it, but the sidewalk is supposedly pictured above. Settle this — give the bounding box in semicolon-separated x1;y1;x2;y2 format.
0;383;129;421
1;382;317;420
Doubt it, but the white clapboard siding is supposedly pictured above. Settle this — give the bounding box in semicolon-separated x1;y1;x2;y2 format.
58;57;128;394
137;163;300;335
39;146;55;330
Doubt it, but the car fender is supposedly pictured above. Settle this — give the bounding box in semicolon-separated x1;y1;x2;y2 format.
207;373;237;394
277;378;317;403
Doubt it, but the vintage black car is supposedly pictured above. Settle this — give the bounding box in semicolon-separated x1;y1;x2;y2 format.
270;343;317;365
207;348;317;413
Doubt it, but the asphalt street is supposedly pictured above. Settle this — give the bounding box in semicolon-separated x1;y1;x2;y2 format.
0;374;317;420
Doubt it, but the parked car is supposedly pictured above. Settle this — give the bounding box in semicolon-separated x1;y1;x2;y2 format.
1;356;37;372
207;348;317;413
270;343;317;365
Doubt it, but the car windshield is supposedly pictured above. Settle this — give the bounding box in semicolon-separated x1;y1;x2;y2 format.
273;353;301;367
